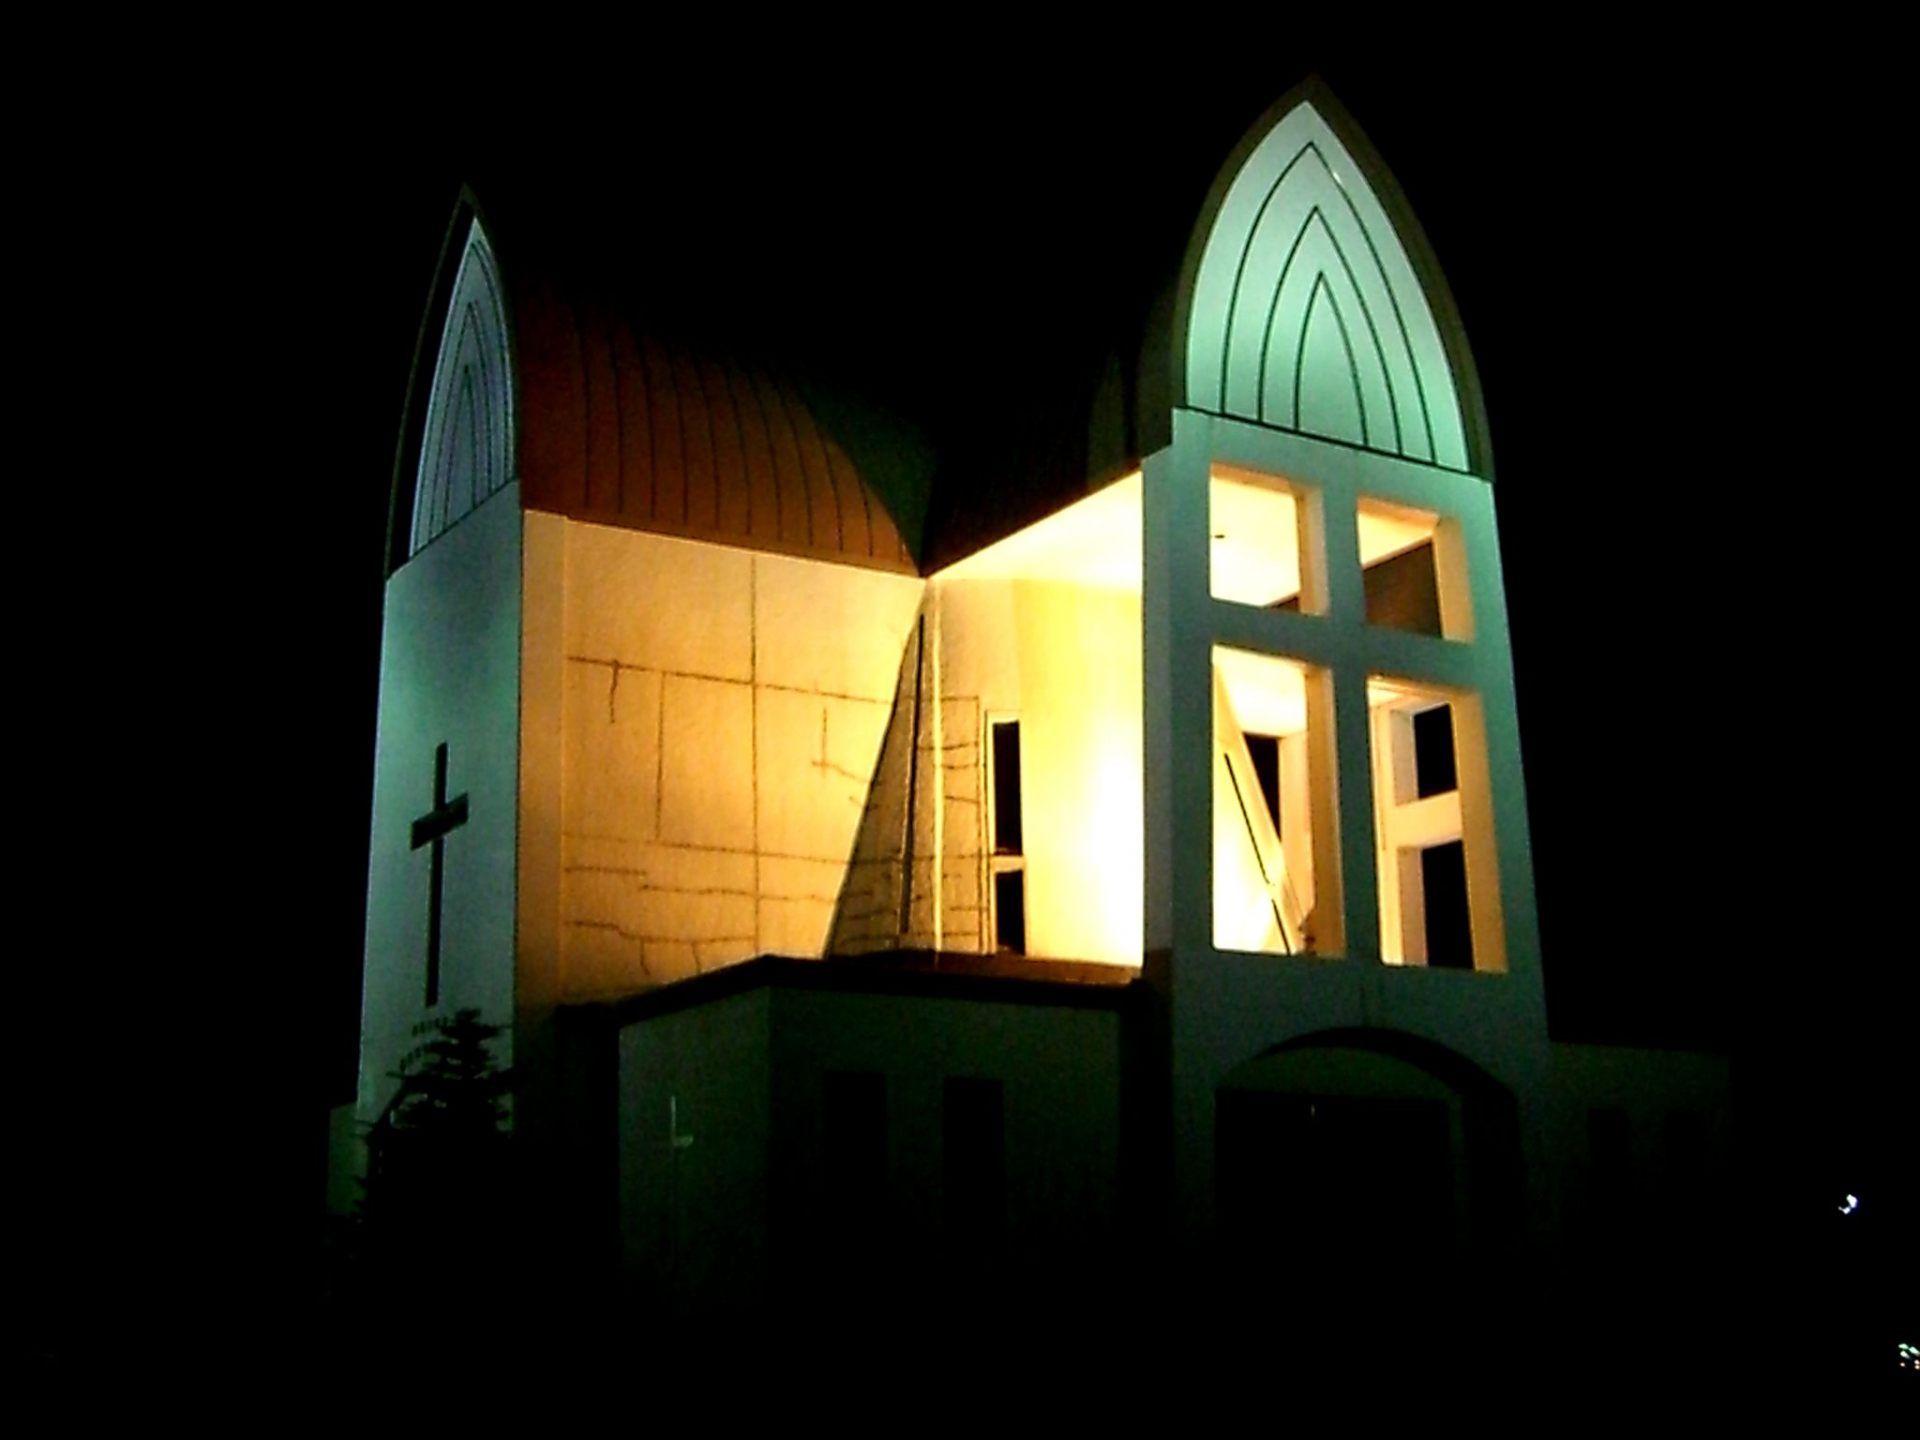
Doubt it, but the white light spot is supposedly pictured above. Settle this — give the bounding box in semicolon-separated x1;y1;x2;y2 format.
1838;1193;1859;1215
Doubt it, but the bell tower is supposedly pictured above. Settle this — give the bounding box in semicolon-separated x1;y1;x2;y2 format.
1141;80;1548;1272
358;200;522;1131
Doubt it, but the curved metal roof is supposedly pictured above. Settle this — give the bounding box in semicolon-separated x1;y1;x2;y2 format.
514;279;918;574
392;82;1488;579
393;197;920;576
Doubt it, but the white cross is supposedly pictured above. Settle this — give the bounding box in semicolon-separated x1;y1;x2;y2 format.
666;1095;694;1153
662;1096;695;1280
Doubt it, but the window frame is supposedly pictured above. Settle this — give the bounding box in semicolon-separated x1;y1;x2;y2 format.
985;713;1026;953
1193;436;1508;974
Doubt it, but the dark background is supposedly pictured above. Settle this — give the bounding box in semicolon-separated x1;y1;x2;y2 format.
25;42;1909;1381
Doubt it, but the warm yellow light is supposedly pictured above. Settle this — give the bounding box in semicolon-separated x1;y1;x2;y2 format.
933;533;1143;967
1367;671;1502;972
933;472;1142;589
1367;675;1432;708
1356;496;1438;568
1217;645;1308;735
1210;469;1306;607
1211;646;1327;956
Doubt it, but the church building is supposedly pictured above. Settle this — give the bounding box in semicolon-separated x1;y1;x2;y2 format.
341;78;1729;1324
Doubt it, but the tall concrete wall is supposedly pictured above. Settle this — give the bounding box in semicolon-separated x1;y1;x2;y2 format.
1144;415;1552;1262
359;485;522;1124
526;520;924;1000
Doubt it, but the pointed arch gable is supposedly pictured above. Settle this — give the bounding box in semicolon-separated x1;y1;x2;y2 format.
1291;273;1367;446
402;206;516;560
1177;85;1486;476
1256;210;1399;451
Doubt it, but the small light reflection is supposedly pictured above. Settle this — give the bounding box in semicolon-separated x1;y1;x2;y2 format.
1838;1193;1859;1215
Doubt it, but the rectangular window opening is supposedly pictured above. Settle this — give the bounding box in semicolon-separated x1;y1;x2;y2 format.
1245;733;1283;838
990;719;1023;855
1212;647;1340;956
1412;704;1457;798
1419;839;1472;969
993;869;1026;954
1368;676;1502;971
987;716;1026;954
1358;496;1470;639
1210;467;1323;612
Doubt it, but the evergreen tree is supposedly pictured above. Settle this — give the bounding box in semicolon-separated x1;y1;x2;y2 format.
353;1009;513;1312
378;1008;512;1149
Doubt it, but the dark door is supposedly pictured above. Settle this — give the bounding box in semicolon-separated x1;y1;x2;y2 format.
1216;1090;1454;1292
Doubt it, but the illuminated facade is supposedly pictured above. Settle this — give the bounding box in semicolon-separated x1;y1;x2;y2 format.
345;79;1727;1315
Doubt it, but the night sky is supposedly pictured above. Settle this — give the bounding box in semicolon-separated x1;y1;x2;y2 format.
33;47;1909;1371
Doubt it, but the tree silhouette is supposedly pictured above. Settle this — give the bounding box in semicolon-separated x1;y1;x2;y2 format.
352;1009;513;1315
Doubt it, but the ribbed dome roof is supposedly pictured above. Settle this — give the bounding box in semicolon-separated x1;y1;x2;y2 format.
513;282;917;573
394;197;924;576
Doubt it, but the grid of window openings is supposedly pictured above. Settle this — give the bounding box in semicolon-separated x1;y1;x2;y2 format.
1207;466;1501;971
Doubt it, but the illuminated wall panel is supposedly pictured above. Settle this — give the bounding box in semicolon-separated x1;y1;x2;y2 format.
555;522;923;993
932;575;1143;967
1010;582;1143;965
828;480;1146;966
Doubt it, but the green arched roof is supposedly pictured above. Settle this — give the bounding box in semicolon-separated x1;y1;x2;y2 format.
1174;81;1490;477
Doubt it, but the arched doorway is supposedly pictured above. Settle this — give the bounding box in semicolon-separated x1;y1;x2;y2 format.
1214;1029;1520;1298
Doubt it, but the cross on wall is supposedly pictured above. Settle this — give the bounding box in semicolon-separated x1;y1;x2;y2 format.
410;741;469;1007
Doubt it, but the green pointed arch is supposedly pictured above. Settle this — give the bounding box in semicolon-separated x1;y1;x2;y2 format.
402;205;516;559
1177;83;1487;476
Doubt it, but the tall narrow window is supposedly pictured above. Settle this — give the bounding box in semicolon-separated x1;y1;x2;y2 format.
822;1070;887;1283
823;1071;887;1217
993;871;1026;954
988;718;1025;952
1212;647;1341;955
1368;677;1502;970
943;1077;1006;1248
991;719;1023;854
1244;733;1283;837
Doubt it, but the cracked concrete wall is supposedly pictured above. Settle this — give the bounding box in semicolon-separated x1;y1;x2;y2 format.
548;520;924;996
